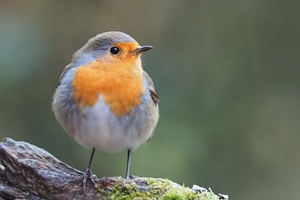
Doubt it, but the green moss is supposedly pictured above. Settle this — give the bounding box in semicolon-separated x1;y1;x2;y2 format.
109;178;154;200
159;187;219;200
160;188;187;200
96;177;220;200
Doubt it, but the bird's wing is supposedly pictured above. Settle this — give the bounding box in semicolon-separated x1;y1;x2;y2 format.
58;63;75;84
143;71;159;105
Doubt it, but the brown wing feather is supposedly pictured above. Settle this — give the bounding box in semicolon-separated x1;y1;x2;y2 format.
143;71;159;105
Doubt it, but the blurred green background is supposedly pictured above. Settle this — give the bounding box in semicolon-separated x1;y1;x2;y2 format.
1;1;299;199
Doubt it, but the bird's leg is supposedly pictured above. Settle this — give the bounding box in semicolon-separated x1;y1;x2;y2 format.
83;148;97;193
126;149;132;179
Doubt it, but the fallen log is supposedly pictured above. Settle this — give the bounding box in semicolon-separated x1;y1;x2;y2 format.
0;138;228;200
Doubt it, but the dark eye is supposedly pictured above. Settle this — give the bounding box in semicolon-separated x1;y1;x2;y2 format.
110;47;119;55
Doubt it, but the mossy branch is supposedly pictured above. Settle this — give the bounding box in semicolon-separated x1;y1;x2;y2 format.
0;138;228;200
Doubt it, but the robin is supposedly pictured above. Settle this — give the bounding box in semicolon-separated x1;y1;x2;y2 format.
52;31;159;186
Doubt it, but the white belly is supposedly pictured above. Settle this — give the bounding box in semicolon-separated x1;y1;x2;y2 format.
66;95;158;153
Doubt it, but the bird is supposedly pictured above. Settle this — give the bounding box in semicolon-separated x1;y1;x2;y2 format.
52;31;159;187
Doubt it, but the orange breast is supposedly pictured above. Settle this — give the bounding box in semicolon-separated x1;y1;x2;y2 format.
72;59;145;116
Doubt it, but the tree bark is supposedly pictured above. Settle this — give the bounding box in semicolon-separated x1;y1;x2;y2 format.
0;138;227;200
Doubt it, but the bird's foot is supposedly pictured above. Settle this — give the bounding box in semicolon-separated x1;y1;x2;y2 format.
126;174;138;179
83;168;97;194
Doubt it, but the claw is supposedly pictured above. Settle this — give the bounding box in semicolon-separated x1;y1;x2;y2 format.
82;148;97;194
83;168;97;194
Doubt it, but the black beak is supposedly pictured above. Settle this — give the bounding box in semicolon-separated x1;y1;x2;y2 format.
132;45;153;54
